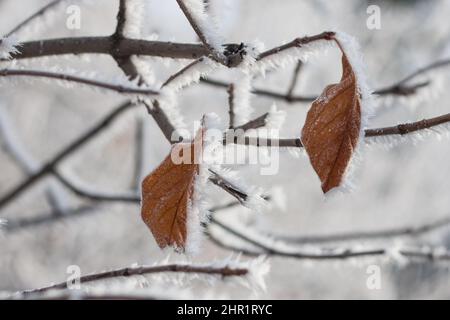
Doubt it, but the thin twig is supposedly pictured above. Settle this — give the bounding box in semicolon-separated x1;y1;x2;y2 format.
18;263;248;296
0;69;159;96
160;58;204;88
286;60;303;99
52;170;140;203
228;84;235;128
376;59;450;94
257;32;336;61
4;205;97;232
267;214;450;244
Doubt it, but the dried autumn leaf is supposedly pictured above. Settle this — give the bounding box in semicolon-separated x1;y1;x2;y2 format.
301;50;362;193
141;129;203;253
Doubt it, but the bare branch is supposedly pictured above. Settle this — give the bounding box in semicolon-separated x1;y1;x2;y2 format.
52;170;140;203
286;60;303;99
0;101;137;213
0;106;70;214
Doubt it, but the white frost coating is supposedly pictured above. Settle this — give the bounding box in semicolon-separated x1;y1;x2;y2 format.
365;122;450;149
130;56;156;86
185;113;223;255
0;36;20;60
228;47;263;126
181;0;225;53
209;166;267;212
264;104;286;130
163;58;220;92
123;0;146;39
231;71;254;125
252;38;331;77
325;31;375;195
269;186;287;212
223;255;270;293
386;241;410;268
206;0;240;37
158;58;221;132
0;65;158;98
143;255;269;294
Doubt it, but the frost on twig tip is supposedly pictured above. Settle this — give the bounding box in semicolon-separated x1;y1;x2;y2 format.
177;0;225;56
0;36;21;60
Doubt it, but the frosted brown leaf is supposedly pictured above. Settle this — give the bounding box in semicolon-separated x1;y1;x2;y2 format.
301;49;361;193
141;129;203;252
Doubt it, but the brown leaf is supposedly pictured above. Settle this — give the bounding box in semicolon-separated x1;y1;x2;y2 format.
141;129;203;252
301;51;361;193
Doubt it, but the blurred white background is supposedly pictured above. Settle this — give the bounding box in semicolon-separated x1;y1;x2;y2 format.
1;0;450;299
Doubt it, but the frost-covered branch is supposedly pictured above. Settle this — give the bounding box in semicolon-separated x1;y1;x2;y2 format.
228;111;450;147
160;58;205;88
209;217;450;261
257;32;335;61
10;31;335;65
0;69;159;96
18;263;249;296
175;0;225;65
